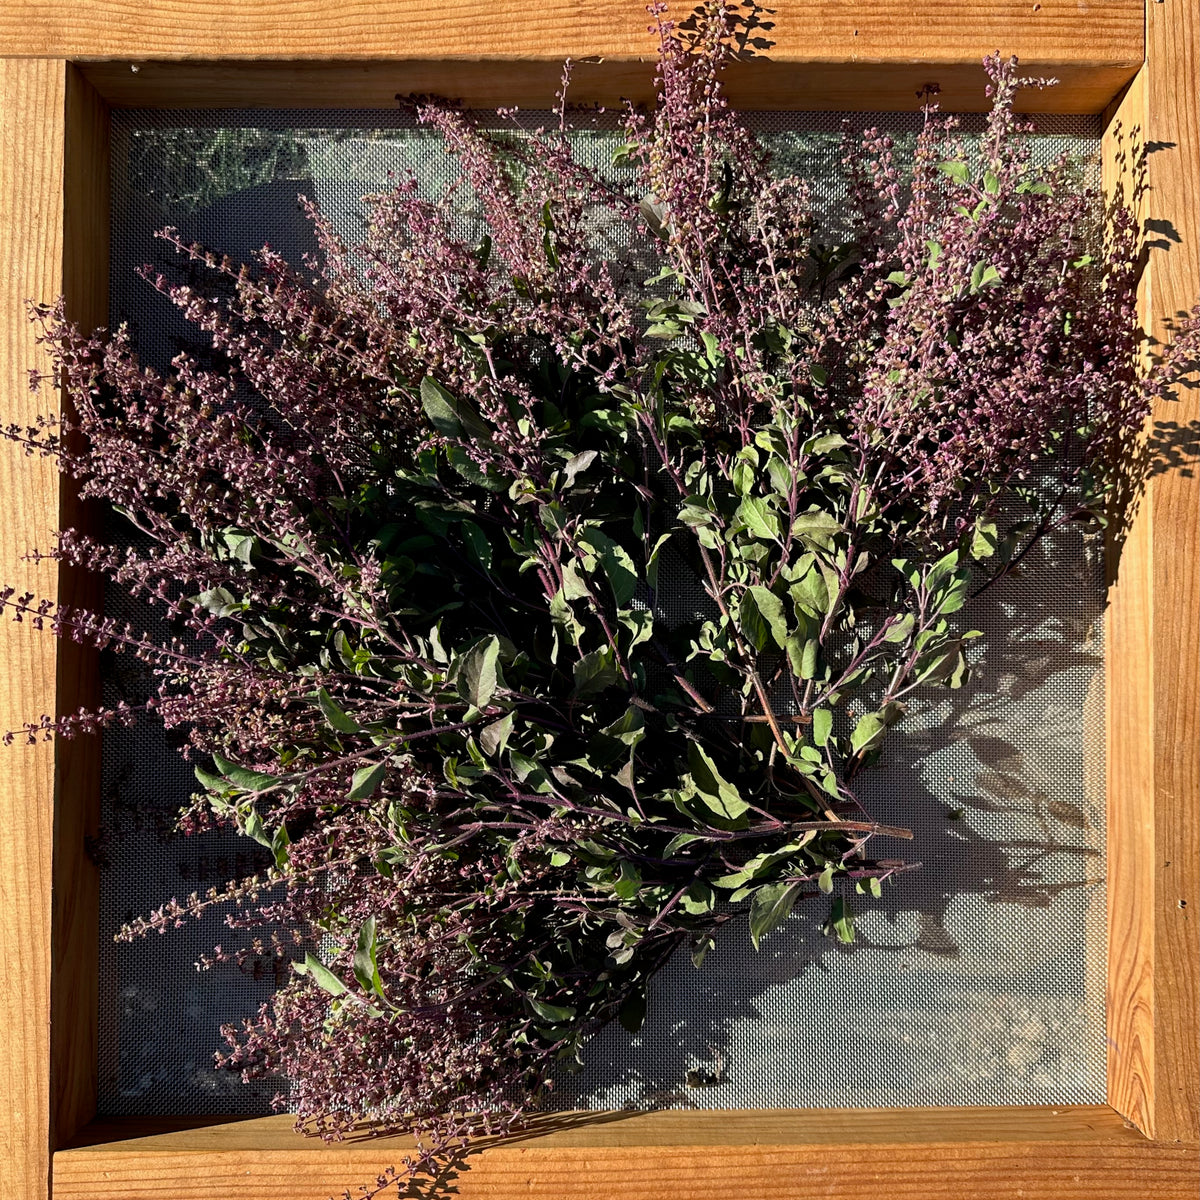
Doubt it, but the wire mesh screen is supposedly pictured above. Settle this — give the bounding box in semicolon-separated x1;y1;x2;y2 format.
100;108;1107;1117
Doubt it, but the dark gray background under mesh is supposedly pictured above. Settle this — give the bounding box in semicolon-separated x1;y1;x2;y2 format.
100;108;1106;1116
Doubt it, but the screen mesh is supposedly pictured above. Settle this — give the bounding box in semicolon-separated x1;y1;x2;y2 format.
100;107;1106;1117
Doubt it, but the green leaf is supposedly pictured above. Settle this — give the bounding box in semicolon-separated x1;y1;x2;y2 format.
223;531;256;566
580;528;638;608
613;860;642;900
619;607;654;649
892;557;922;590
850;701;905;755
736;497;780;541
679;503;715;529
971;519;999;561
749;881;803;950
686;742;750;820
447;444;507;492
680;879;715;914
348;762;387;801
691;935;715;969
352;916;385;999
714;838;813;891
849;710;888;758
915;639;966;686
939;160;971;184
937;575;971;615
240;805;271;850
509;749;553;793
562;449;598;487
786;633;819;681
969;262;1000;292
766;456;792;493
528;996;576;1024
663;831;707;856
316;687;360;735
711;866;753;889
924;549;961;592
731;457;754;497
196;586;242;618
270;822;290;871
294;952;348;998
420;376;489;441
479;712;514;757
193;764;226;794
806;434;848;457
817;865;835;894
828;896;856;944
811;707;833;746
600;706;645;746
573;646;620;697
740;585;789;651
457;635;501;708
335;628;370;672
460;520;493;569
212;754;280;793
645;531;674;591
560;560;591;602
789;563;829;618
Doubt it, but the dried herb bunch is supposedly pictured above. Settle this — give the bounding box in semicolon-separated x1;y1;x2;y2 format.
5;1;1198;1188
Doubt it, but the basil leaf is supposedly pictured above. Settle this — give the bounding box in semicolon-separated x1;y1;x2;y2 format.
352;917;385;999
316;687;360;735
456;635;501;709
828;896;856;944
528;997;576;1023
686;742;749;820
740;585;789;651
348;762;387;801
212;754;280;793
294;952;348;998
749;880;803;950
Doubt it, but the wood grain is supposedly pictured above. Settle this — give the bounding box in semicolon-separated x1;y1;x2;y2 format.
0;56;67;1200
0;0;1144;69
1103;0;1200;1147
1103;69;1155;1139
0;4;1189;1197
1142;0;1200;1144
77;57;1138;115
57;1104;1147;1150
52;1108;1199;1200
50;63;108;1151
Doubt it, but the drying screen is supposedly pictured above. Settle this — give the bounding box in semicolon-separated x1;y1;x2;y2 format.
99;108;1107;1115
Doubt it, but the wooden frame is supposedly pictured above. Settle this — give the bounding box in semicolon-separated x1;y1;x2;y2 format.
0;3;1195;1198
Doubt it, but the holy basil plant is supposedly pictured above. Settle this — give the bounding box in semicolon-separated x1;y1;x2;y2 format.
5;1;1197;1189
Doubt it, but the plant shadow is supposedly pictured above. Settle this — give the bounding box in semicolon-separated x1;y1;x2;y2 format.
553;523;1110;1114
